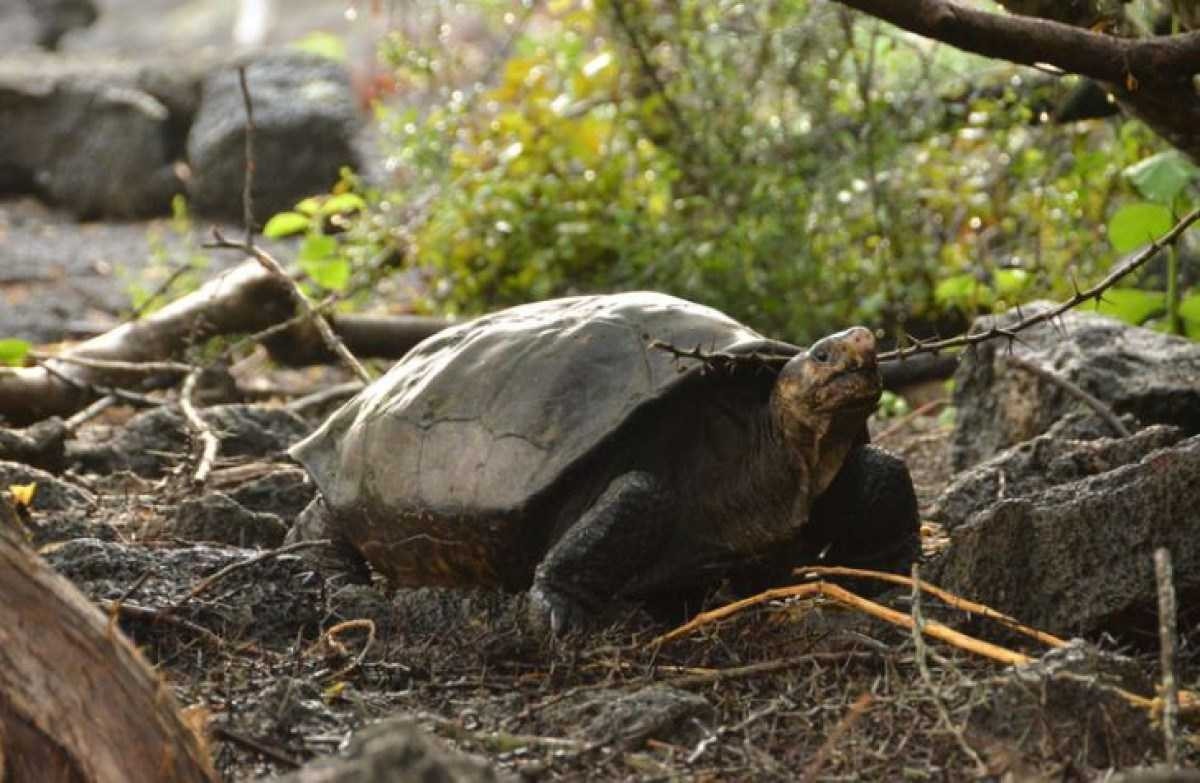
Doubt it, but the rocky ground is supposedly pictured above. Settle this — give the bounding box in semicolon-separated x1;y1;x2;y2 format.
4;360;1197;781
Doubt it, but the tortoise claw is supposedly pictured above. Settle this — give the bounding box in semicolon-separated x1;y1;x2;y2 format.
528;583;588;638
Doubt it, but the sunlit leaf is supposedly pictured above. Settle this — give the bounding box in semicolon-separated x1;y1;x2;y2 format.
1107;202;1174;253
7;483;36;508
0;338;31;367
263;211;311;238
1090;287;1164;325
320;193;367;215
1124;151;1199;206
993;268;1030;297
298;235;349;291
295;197;322;216
934;274;986;307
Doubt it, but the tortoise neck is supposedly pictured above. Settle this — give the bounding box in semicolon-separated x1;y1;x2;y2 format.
767;395;864;499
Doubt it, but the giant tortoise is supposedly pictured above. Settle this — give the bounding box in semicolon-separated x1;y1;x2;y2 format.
290;292;919;633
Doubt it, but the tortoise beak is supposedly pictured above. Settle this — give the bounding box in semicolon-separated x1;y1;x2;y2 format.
837;326;877;372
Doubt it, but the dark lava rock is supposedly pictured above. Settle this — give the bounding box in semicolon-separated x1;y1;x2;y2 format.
273;718;503;783
542;685;713;751
968;641;1159;772
70;404;310;477
45;538;323;643
227;466;314;520
929;421;1184;528
172;491;289;548
0;418;66;472
950;303;1200;470
0;459;93;510
932;433;1200;639
187;50;362;221
0;53;202;217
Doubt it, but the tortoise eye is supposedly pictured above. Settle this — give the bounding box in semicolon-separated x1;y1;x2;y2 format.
811;347;832;364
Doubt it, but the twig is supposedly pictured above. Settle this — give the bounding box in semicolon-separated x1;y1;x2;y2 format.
316;618;376;682
649;580;1032;666
237;65;256;245
179;368;219;486
33;353;195;376
206;230;372;384
798;565;1070;649
35;358;165;410
1004;354;1130;437
649;207;1200;371
801;692;873;782
910;564;988;776
285;381;365;414
1155;547;1180;768
873;398;947;443
175;539;333;610
205;64;370;384
212;726;302;769
62;394;117;433
128;260;196;320
878;205;1200;361
101;600;225;649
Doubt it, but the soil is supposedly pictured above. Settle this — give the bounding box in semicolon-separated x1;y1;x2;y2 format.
12;386;1197;781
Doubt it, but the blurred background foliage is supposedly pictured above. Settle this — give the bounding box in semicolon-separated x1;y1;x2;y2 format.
303;0;1200;344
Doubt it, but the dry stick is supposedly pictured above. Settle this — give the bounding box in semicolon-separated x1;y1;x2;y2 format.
285;380;365;414
238;65;255;246
801;692;873;783
872;398;947;444
102;600;225;649
211;726;302;770
1155;547;1180;768
649;581;1032;666
32;353;196;376
205;65;371;385
62;394;117;433
179;368;219;485
1004;354;1131;437
206;233;371;384
878;205;1200;361
910;564;988;776
799;565;1069;649
178;539;333;608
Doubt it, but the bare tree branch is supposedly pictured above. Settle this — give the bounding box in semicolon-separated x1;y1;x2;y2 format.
831;0;1200;86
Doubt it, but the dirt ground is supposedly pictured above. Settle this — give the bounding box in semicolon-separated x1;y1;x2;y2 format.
12;379;1195;782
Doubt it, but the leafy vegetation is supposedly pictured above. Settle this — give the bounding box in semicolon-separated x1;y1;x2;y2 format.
316;2;1200;342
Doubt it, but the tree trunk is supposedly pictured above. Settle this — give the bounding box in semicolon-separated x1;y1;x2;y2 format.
0;499;215;782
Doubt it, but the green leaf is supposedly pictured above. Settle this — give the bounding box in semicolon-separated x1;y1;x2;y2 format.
1091;287;1164;325
0;338;31;367
298;235;349;291
295;197;323;217
1107;202;1174;253
263;211;311;238
993;268;1030;297
1123;151;1200;205
320;193;367;215
934;273;988;308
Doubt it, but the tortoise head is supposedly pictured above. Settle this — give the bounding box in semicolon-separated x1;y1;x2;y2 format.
770;326;882;488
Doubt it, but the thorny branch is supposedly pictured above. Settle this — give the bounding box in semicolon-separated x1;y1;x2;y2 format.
651;206;1200;370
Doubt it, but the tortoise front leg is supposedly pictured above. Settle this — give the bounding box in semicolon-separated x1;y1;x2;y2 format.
530;471;672;636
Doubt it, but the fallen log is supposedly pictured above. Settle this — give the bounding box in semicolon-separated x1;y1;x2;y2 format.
0;260;450;425
0;495;215;782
